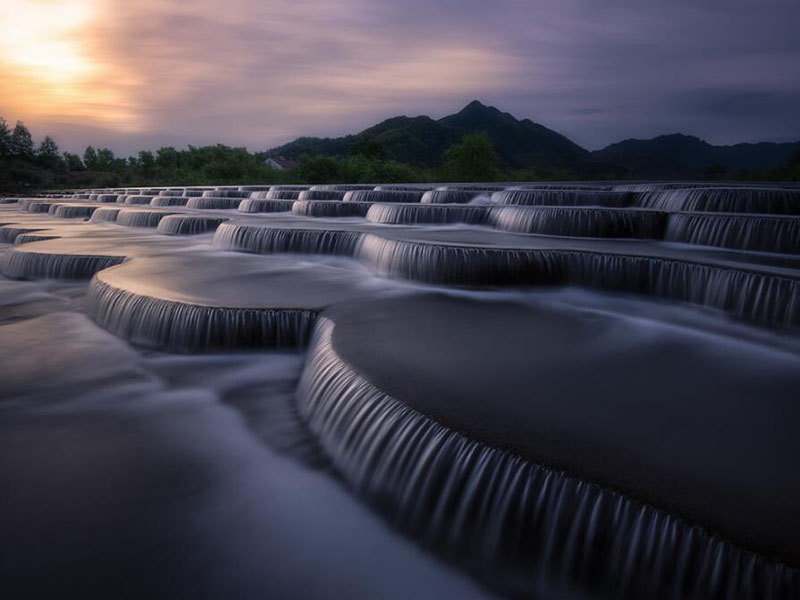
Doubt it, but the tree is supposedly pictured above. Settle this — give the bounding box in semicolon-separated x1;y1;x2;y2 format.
83;146;98;170
0;117;10;157
156;147;178;170
442;132;498;182
63;152;85;171
9;121;34;157
350;137;387;160
138;150;155;176
703;162;727;181
96;147;115;170
37;135;60;166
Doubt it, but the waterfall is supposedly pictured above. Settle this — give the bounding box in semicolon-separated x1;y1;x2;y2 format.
355;235;800;327
309;184;374;191
116;209;176;228
293;200;371;218
635;188;800;214
89;207;122;223
343;190;425;203
1;248;125;279
201;189;250;198
488;207;668;239
492;190;635;207
151;196;190;207
267;189;303;200
87;276;316;352
50;204;98;219
298;190;347;201
421;190;484;204
214;222;361;256
157;189;185;197
0;227;44;244
13;233;58;245
665;214;800;254
186;197;243;209
182;190;205;197
123;195;155;205
296;317;800;599
237;185;273;192
366;203;489;225
24;201;55;213
95;194;119;203
238;198;296;213
156;215;228;235
0;198;20;204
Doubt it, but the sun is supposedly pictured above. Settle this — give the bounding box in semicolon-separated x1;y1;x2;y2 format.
0;0;138;130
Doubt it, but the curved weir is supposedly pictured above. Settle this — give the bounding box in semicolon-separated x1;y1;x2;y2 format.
355;235;800;327
1;247;125;279
298;190;347;201
297;315;800;599
238;198;296;213
367;203;489;225
214;223;362;256
151;196;190;207
123;195;156;205
116;209;177;228
201;189;250;198
492;189;634;207
0;226;45;244
95;194;119;203
156;215;228;235
343;190;425;203
665;213;800;253
636;188;800;214
50;204;98;219
293;200;371;218
90;207;122;223
421;190;484;204
187;197;244;210
488;206;668;239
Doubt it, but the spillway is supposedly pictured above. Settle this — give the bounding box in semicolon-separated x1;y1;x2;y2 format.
50;204;98;219
488;206;667;238
116;209;176;228
343;190;425;203
298;190;348;201
202;189;250;198
367;203;489;225
1;246;126;279
89;207;122;223
156;215;228;235
293;200;371;218
214;223;362;256
123;195;156;205
636;187;800;214
665;213;800;253
238;198;296;213
187;196;244;209
421;190;484;204
492;189;634;207
151;196;190;207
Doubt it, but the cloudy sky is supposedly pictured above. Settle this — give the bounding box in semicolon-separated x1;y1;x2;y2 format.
2;0;799;155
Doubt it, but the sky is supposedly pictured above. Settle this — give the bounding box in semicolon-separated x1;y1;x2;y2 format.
1;0;799;155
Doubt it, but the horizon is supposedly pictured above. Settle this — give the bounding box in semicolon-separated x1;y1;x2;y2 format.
2;1;799;155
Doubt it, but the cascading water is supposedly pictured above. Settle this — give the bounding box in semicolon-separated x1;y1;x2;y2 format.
343;190;425;203
50;204;98;219
492;189;635;207
201;190;250;198
366;203;490;225
187;197;244;209
116;210;176;228
89;207;122;223
298;190;348;201
293;200;371;218
355;235;800;327
213;223;362;256
87;276;317;352
636;188;800;214
488;206;668;238
123;195;155;205
297;317;799;599
151;196;190;207
156;215;228;235
665;213;800;254
421;190;484;204
238;198;296;213
1;248;126;279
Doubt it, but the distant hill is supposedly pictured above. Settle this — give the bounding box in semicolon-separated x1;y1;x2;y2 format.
591;134;800;179
267;101;799;178
267;100;588;171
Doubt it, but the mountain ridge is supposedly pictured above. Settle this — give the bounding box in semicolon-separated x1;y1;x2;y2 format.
267;101;800;178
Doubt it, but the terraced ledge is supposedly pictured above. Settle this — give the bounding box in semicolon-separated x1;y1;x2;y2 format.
298;316;800;599
1;246;125;279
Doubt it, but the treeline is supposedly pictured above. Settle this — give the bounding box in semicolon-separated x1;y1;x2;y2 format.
2;117;799;192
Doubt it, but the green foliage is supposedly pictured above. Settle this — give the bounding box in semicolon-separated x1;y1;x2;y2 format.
350;137;387;160
442;132;499;182
83;146;98;170
9;121;34;157
0;118;10;157
63;152;85;171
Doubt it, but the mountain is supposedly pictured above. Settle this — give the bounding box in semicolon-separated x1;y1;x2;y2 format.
267;101;799;178
267;100;587;170
591;134;800;179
